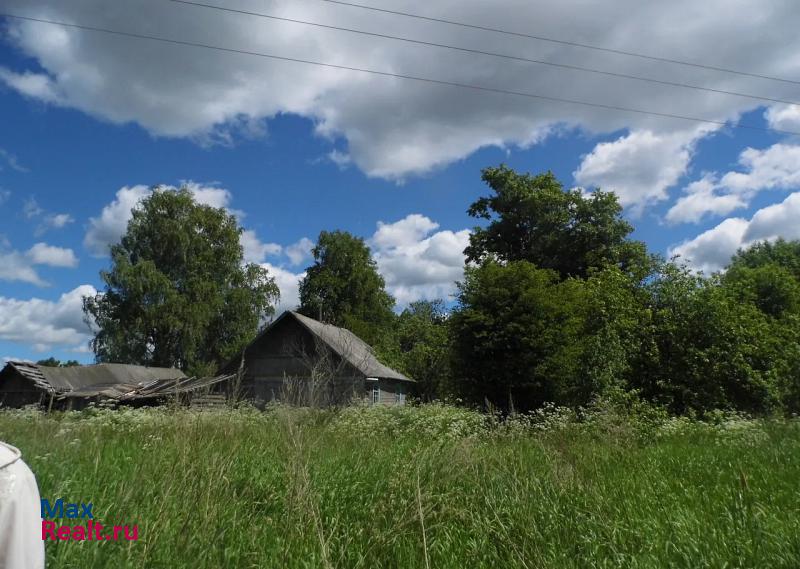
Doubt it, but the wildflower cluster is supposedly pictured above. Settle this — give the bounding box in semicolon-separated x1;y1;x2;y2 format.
329;402;488;440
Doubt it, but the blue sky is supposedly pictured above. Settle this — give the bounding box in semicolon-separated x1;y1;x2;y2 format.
2;1;800;362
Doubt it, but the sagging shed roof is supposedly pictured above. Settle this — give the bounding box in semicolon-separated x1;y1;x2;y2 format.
58;373;234;401
3;360;186;395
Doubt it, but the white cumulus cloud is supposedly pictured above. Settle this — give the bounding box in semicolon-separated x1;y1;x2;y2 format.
0;285;97;351
370;214;469;304
668;218;749;274
0;241;79;286
0;250;47;286
261;262;305;316
668;192;800;273
183;182;232;210
667;143;800;224
285;237;314;266
26;242;78;268
83;185;150;256
665;176;747;225
574;128;709;214
241;229;282;264
373;214;440;249
0;67;61;103
765;104;800;132
3;0;800;191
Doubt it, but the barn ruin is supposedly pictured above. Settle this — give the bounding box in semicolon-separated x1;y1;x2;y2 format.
0;360;232;410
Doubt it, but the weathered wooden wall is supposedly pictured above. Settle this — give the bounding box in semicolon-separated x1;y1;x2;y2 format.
0;368;46;408
236;316;366;406
367;379;407;405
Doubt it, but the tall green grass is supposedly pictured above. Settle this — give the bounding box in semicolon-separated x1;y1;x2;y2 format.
2;404;799;568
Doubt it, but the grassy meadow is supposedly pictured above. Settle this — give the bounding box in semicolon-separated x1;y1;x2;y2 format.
2;403;800;568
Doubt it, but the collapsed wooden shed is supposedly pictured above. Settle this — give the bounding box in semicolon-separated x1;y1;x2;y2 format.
219;311;413;406
0;361;232;410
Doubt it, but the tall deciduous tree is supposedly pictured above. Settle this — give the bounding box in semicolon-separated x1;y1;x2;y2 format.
298;230;394;344
83;187;279;375
393;300;452;401
450;260;653;411
723;263;800;319
728;239;800;280
724;239;800;319
631;263;783;414
36;358;80;367
465;165;651;280
450;261;587;411
722;240;800;411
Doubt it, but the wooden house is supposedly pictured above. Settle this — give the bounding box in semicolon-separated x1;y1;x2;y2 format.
219;311;413;406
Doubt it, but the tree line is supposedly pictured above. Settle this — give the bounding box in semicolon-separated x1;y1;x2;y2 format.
82;166;800;415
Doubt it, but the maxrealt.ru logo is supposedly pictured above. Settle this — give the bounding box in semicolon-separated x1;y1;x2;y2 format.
41;499;138;542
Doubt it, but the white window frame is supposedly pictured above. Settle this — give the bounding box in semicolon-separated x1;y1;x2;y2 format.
367;377;380;405
395;384;405;404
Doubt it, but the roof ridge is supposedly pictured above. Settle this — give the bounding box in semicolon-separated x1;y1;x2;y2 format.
289;311;411;381
216;310;412;381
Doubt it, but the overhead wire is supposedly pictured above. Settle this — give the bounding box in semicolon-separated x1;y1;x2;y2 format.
2;12;799;137
163;0;800;107
312;0;800;86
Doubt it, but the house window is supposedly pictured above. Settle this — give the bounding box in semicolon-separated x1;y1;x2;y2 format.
367;377;380;405
396;384;405;404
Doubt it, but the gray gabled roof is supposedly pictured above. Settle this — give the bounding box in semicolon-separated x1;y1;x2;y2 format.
3;360;186;395
289;312;412;382
223;311;412;382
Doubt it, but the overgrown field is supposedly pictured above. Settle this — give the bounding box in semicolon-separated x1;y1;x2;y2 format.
2;403;800;568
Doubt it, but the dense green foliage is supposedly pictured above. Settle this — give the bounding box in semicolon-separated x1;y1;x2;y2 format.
465;165;651;279
728;238;800;279
720;241;800;411
298;230;395;345
36;358;81;367
83;187;279;375
451;261;586;410
450;262;648;411
449;248;800;415
381;300;452;401
631;264;785;414
4;405;800;569
80;166;800;416
448;165;800;415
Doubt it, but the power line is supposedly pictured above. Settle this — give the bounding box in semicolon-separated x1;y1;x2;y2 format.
2;12;799;137
313;0;800;86
164;0;800;107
